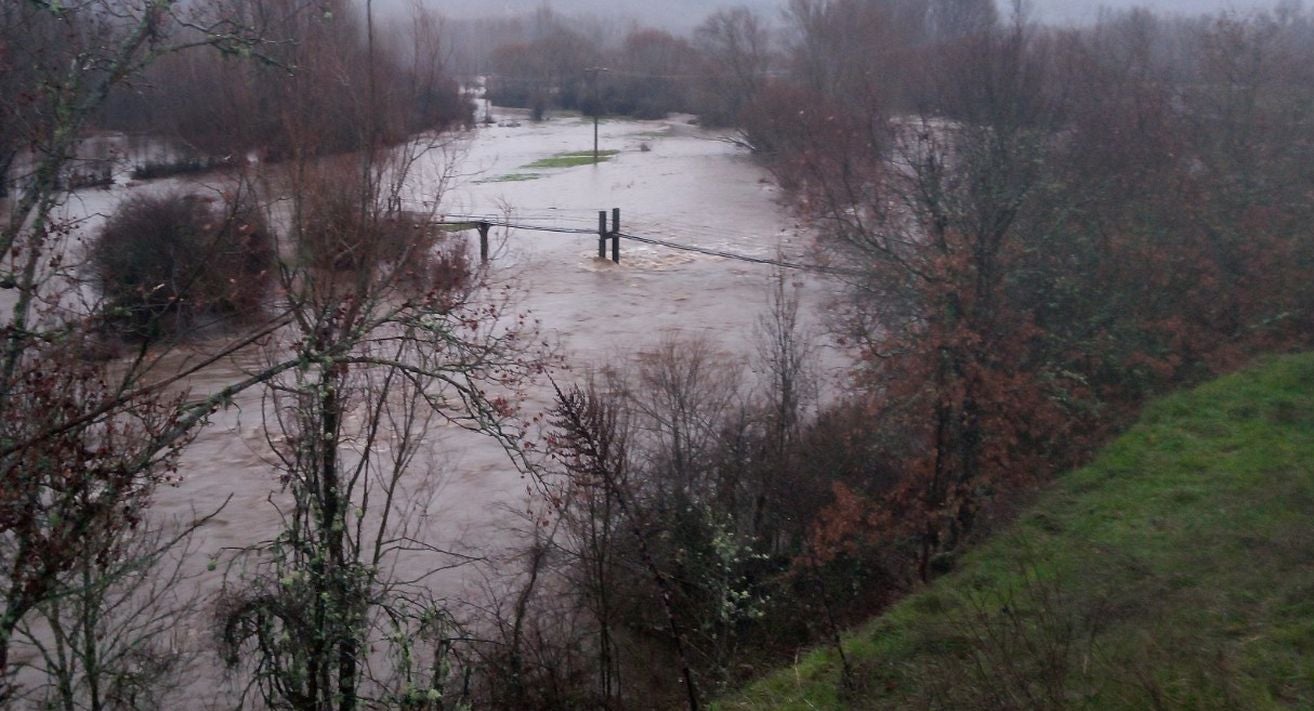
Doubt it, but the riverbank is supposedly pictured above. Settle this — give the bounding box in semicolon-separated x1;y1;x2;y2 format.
722;352;1314;709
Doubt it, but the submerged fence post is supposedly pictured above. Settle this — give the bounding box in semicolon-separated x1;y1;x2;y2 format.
476;221;491;264
611;207;620;264
598;211;607;260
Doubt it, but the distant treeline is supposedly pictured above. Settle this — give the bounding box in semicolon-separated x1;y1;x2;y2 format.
93;0;472;161
474;1;1008;123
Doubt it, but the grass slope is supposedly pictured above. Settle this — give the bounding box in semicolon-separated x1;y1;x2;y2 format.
721;353;1314;710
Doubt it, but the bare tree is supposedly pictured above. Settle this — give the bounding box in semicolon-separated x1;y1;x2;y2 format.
750;268;818;547
214;5;545;709
14;511;221;711
693;7;773;127
0;9;295;700
548;380;704;711
0;1;482;703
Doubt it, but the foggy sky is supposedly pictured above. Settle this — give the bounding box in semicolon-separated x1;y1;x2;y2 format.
381;0;1284;28
1031;0;1283;24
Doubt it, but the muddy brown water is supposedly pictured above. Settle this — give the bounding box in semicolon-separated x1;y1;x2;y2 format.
8;109;850;705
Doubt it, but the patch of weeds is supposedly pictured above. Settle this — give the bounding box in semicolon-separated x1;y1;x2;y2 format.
1027;512;1066;534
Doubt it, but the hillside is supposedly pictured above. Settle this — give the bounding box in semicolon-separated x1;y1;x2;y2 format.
721;353;1314;710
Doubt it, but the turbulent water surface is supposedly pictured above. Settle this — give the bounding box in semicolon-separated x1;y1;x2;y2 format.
12;108;848;704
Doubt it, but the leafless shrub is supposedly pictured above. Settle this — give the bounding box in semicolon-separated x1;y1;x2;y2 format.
90;190;273;339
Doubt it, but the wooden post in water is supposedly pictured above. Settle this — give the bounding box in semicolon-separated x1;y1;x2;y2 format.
611;208;621;264
598;211;608;260
476;222;491;264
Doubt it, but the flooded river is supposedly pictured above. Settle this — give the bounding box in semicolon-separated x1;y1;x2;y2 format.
12;108;848;704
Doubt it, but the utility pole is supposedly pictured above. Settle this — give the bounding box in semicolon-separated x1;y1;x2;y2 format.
585;67;608;163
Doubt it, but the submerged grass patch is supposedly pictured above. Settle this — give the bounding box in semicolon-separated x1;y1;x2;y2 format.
476;172;542;184
720;353;1314;710
523;150;619;169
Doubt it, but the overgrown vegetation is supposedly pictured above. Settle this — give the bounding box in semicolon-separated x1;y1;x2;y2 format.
742;0;1314;594
1;2;512;708
722;352;1314;709
90;191;272;339
467;3;1314;708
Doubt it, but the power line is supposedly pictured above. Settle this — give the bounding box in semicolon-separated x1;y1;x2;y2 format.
617;232;859;277
442;213;598;235
432;214;860;277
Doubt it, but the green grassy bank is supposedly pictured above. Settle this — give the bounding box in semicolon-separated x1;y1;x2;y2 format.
722;353;1314;710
